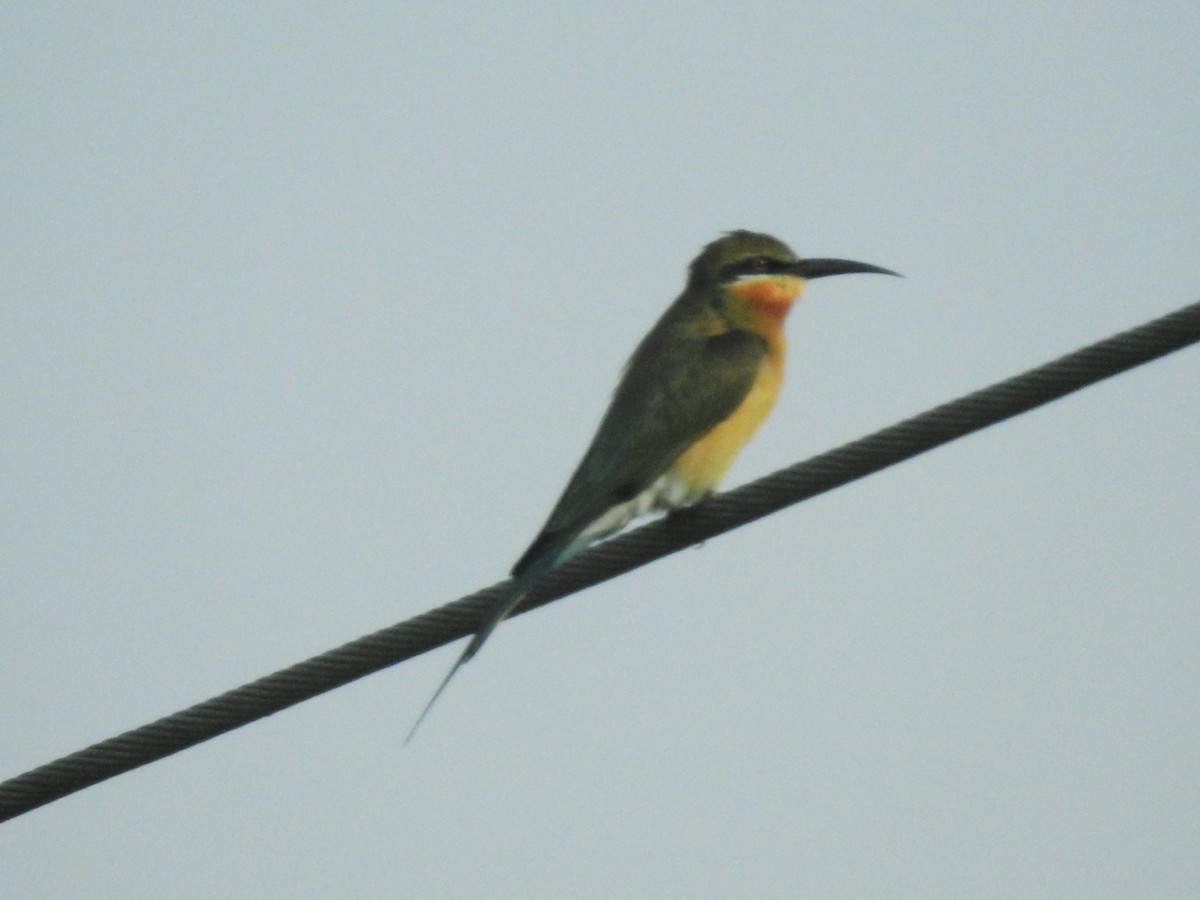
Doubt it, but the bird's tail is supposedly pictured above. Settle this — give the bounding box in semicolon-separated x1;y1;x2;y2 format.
404;547;566;744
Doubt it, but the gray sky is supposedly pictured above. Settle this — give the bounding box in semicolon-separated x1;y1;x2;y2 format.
3;3;1198;897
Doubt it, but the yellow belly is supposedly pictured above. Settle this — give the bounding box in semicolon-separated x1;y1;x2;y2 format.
668;342;784;496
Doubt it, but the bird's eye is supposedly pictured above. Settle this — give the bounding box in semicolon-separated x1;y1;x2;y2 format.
749;256;768;271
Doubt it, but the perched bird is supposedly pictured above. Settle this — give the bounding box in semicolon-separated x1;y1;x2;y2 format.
407;230;898;740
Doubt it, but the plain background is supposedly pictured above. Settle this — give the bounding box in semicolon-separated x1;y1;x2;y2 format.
3;3;1198;897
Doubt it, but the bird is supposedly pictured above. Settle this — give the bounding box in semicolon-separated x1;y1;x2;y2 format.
406;230;898;740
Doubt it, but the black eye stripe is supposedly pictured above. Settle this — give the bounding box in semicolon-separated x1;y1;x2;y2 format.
719;256;792;281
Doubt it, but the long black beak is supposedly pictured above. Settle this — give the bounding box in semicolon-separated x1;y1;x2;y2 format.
789;258;901;280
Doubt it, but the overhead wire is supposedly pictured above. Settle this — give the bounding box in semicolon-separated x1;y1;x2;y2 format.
2;298;1198;823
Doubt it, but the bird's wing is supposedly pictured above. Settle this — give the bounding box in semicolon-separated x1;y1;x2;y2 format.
512;327;765;576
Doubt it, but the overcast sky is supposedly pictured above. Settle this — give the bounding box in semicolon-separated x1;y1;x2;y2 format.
3;3;1199;897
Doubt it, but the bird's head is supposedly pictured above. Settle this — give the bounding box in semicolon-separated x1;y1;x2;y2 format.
690;230;899;331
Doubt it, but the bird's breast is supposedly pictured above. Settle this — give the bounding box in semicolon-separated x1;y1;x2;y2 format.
666;340;786;499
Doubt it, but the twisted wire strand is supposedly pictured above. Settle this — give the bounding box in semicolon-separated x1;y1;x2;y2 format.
2;298;1198;823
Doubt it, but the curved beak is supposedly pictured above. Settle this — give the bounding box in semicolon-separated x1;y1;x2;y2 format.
788;258;902;280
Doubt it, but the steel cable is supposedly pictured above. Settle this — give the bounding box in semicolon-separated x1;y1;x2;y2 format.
2;298;1198;823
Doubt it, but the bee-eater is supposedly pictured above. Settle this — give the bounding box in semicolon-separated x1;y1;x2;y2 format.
407;230;898;740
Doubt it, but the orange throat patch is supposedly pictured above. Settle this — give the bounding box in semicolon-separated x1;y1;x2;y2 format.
728;274;803;326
